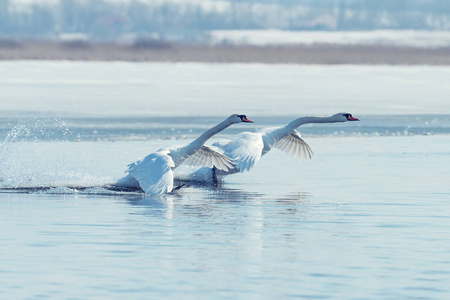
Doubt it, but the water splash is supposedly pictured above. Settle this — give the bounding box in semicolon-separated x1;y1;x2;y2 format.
0;118;106;189
0;117;71;143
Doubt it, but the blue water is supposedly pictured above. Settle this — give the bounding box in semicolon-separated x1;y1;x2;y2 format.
1;62;450;299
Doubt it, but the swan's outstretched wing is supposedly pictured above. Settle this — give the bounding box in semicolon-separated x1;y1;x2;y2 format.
214;132;264;172
127;152;175;195
274;130;314;162
182;146;235;171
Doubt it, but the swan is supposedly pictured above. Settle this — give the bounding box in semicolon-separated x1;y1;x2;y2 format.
116;114;254;195
193;112;359;180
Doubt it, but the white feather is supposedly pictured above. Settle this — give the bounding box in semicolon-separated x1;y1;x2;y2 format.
274;130;313;162
214;132;264;172
182;145;234;171
127;151;175;195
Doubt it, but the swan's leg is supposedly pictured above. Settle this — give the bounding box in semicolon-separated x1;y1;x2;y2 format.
212;166;218;184
172;184;185;191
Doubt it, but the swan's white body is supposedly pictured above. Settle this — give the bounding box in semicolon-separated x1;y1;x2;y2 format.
119;114;253;195
208;113;359;178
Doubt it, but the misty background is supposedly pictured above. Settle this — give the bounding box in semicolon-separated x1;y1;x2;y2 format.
1;0;450;44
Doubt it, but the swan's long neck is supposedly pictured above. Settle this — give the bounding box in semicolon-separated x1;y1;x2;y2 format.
284;116;338;132
190;119;233;149
171;119;233;165
262;116;337;154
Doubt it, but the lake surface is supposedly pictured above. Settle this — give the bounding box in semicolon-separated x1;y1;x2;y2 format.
1;62;449;299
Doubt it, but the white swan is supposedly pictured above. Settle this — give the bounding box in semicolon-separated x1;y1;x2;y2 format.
117;114;254;195
204;112;359;179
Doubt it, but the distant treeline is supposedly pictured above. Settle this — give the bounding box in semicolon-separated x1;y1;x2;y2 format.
1;0;450;42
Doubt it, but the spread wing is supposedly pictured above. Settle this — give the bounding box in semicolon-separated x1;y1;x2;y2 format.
127;152;175;195
214;132;264;172
274;130;313;162
182;146;235;171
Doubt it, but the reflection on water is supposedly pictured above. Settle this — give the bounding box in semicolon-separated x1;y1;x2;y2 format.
275;192;310;204
199;187;265;202
125;186;266;218
274;192;311;216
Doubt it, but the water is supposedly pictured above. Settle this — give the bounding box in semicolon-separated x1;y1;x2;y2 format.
1;62;450;299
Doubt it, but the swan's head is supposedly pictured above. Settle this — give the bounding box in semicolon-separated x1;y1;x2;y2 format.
332;112;359;122
229;114;254;124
